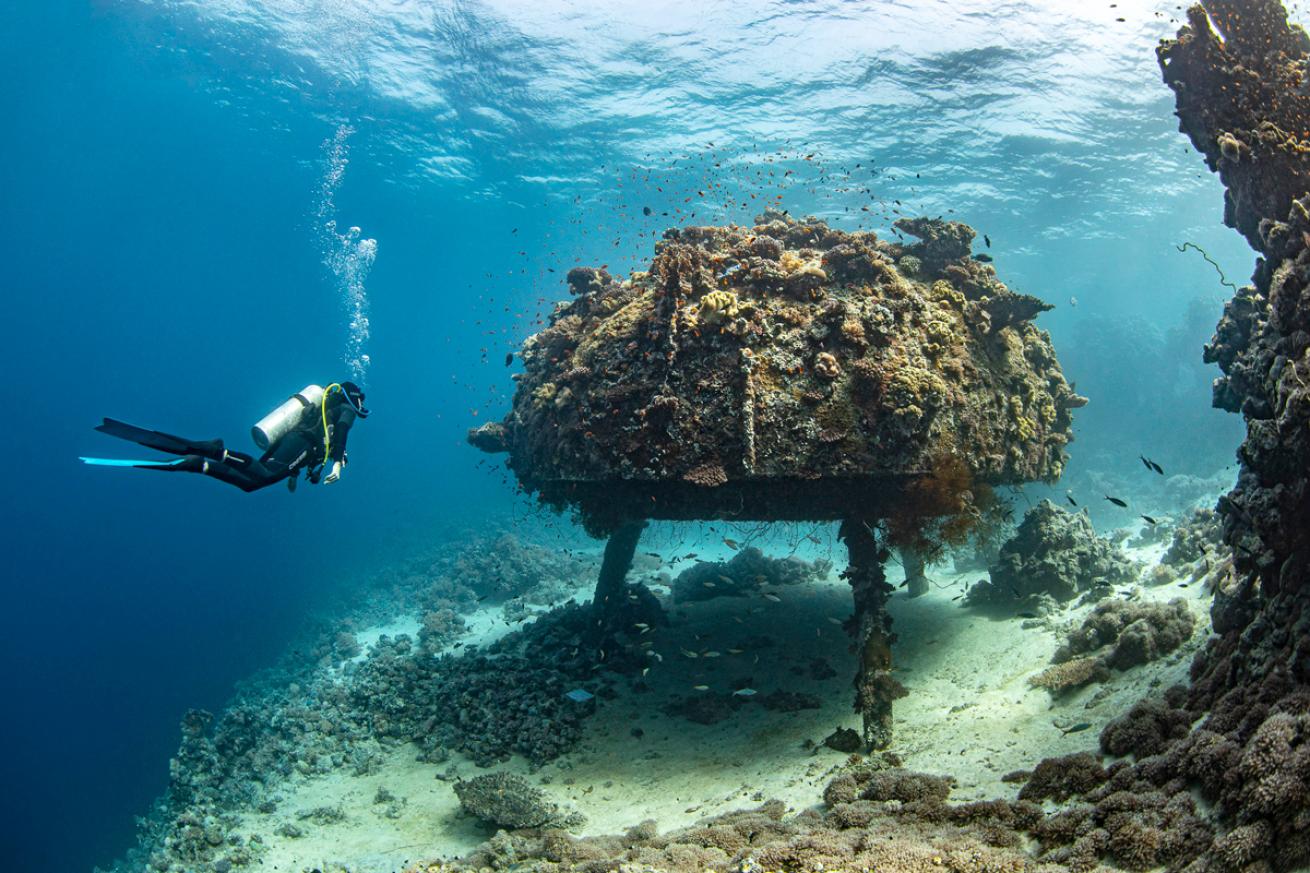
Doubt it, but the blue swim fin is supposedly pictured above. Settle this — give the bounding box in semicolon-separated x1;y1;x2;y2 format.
79;457;187;468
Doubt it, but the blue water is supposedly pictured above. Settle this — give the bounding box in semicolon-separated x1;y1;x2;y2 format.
0;1;1272;868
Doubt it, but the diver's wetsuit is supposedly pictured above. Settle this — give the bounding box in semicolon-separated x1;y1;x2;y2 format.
94;396;357;493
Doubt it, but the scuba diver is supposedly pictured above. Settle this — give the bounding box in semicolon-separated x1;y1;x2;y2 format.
81;382;369;493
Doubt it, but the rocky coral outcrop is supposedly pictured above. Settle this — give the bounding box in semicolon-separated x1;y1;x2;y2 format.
1031;5;1310;869
1055;598;1196;668
967;500;1138;605
454;772;585;830
671;545;831;602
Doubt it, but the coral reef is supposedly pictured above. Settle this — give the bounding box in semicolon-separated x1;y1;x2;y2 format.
472;210;1081;537
967;500;1138;605
454;772;586;830
671;545;831;602
1162;505;1223;568
424;795;1050;873
1028;7;1310;869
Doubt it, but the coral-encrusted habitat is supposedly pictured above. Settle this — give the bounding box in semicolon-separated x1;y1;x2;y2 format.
472;211;1082;537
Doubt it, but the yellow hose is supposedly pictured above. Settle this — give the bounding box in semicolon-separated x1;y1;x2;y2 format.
321;382;343;466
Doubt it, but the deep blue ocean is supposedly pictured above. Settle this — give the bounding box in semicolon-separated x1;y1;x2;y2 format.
0;1;1274;868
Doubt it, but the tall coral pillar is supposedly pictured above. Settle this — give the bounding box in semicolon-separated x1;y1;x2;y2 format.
590;519;647;635
840;517;896;749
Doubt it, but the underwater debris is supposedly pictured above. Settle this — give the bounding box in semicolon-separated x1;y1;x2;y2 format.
967;500;1138;605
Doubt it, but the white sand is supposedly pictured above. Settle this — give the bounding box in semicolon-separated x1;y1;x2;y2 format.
239;537;1206;872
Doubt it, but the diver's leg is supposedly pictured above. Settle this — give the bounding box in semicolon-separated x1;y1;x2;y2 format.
95;419;226;460
839;518;897;750
144;455;279;493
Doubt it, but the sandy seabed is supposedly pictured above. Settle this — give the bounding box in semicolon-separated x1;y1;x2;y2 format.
232;531;1202;873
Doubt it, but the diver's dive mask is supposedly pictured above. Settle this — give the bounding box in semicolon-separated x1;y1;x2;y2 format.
340;381;370;418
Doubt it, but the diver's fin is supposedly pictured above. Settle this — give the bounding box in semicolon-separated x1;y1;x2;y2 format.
94;418;225;458
79;456;188;468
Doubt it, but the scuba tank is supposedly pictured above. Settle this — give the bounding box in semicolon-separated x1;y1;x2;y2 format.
251;384;325;451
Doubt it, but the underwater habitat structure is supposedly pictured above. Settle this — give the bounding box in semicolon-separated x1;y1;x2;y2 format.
27;1;1310;872
471;210;1083;749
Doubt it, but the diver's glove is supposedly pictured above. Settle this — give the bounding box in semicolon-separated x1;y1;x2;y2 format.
323;459;344;485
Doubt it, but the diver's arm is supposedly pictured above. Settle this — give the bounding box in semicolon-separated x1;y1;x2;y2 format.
322;406;356;484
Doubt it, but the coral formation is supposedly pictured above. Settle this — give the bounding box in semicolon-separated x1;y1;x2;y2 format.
454;772;586;830
426;795;1049;873
1028;655;1110;694
1053;598;1195;670
472;210;1081;537
1162;506;1223;568
671;545;831;602
967;500;1138;604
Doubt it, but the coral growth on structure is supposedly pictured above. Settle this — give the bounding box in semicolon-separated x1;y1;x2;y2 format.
967;500;1138;605
472;210;1081;539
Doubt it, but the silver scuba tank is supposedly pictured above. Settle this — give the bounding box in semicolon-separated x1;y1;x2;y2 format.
251;384;325;451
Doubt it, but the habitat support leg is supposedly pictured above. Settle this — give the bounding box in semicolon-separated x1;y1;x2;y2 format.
839;518;897;750
900;545;929;598
591;520;647;632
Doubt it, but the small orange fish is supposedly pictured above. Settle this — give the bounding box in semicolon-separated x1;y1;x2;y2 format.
723;538;740;550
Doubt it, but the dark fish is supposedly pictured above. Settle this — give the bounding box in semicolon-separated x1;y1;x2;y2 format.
1150;459;1164;475
1141;515;1158;525
504;352;514;367
1016;612;1038;619
1105;495;1128;508
951;594;964;601
643;206;652;216
1058;722;1094;735
1066;494;1078;507
975;253;993;263
984;234;992;248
